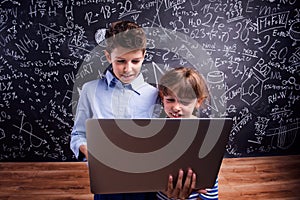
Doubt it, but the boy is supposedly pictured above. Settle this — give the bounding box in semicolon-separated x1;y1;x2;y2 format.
71;21;198;200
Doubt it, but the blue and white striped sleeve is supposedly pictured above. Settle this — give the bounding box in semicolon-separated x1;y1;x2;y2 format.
156;178;218;200
199;178;218;199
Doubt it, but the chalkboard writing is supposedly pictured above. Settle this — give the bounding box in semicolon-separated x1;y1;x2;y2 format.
0;0;299;161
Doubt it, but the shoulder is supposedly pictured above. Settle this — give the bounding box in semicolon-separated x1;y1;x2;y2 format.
138;83;159;101
79;79;106;97
82;78;105;90
132;72;158;94
140;82;158;93
82;79;100;87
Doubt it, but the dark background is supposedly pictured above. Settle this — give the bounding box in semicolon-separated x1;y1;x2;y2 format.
0;0;299;161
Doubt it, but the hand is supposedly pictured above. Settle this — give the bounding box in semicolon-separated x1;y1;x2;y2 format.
79;144;88;160
164;169;207;200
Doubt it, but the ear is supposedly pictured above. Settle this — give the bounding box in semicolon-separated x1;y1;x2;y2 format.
195;97;205;109
159;92;164;106
104;50;112;63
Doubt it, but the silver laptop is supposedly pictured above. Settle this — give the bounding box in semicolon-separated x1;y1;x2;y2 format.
86;118;232;194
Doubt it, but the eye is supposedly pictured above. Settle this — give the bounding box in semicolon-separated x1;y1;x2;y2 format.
180;101;191;106
131;60;141;64
179;99;194;106
116;60;125;63
165;98;175;103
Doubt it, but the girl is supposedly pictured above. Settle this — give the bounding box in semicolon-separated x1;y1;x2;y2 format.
157;67;218;200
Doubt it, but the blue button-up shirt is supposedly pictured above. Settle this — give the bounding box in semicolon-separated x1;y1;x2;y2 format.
70;68;217;200
70;68;160;159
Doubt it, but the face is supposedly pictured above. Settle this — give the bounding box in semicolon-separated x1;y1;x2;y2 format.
162;94;202;118
105;46;145;84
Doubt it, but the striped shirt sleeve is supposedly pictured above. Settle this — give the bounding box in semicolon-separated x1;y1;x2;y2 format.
156;178;218;200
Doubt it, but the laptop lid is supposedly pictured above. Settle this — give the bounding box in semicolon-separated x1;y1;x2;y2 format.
86;118;232;194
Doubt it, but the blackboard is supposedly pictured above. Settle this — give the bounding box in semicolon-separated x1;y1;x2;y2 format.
0;0;299;161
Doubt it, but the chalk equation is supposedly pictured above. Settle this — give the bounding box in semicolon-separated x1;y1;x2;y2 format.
0;0;299;161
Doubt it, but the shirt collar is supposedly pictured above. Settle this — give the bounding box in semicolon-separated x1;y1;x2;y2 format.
105;67;145;95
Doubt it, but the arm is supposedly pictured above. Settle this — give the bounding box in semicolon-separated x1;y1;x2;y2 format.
70;83;93;160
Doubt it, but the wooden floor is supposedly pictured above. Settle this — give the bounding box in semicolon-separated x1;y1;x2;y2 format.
0;155;300;200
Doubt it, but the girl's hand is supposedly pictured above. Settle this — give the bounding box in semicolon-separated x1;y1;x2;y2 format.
164;168;206;200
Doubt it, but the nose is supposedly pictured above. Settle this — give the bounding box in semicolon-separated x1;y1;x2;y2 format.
123;62;132;72
172;101;181;112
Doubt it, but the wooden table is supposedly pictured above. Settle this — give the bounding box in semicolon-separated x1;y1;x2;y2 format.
0;155;300;200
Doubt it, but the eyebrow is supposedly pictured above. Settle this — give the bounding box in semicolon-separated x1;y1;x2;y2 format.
115;56;143;60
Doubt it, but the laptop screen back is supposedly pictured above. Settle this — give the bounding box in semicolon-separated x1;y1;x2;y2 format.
86;118;232;194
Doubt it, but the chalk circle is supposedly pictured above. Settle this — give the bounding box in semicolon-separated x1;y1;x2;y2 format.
290;21;300;41
207;71;224;84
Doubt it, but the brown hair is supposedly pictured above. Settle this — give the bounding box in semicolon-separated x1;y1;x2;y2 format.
105;21;147;53
159;67;209;101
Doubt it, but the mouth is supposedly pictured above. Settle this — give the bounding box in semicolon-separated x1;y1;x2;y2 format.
121;74;134;81
122;74;133;78
169;112;183;118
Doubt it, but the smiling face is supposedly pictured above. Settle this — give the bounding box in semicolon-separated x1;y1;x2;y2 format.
105;46;145;84
104;21;147;84
162;93;202;118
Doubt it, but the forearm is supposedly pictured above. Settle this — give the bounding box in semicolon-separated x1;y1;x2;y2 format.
70;130;87;159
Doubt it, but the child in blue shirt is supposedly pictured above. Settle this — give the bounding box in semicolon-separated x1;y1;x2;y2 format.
71;21;201;200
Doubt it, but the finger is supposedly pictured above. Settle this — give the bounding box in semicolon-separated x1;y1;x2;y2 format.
165;175;174;198
173;169;183;197
179;169;193;199
182;169;193;192
168;175;174;196
168;175;174;190
189;172;196;194
198;189;208;194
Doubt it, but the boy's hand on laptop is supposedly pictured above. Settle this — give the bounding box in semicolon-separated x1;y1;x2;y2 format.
164;168;207;200
79;144;88;160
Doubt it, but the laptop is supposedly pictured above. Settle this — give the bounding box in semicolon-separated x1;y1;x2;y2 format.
86;118;232;194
